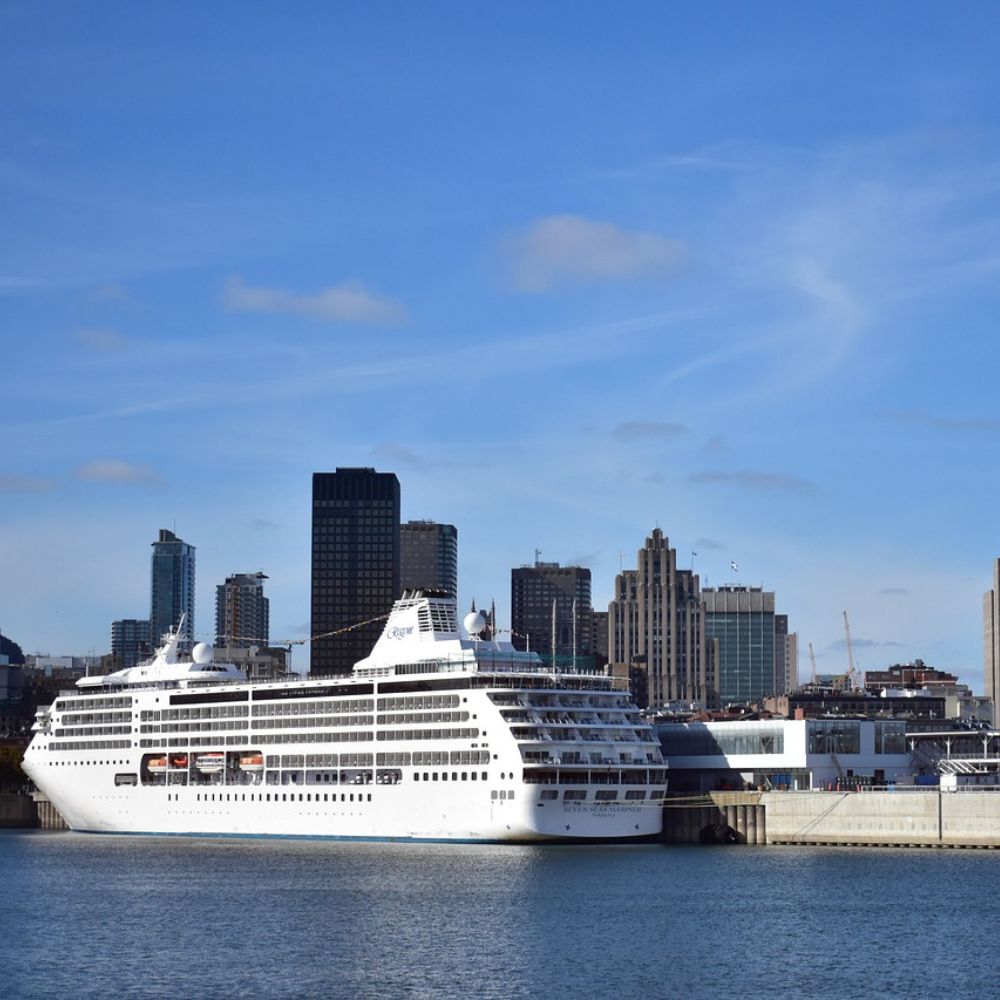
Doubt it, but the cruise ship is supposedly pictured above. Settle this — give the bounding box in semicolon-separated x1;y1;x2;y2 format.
22;591;666;842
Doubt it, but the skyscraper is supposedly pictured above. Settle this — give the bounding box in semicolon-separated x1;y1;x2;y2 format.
984;558;1000;726
774;614;799;695
400;521;458;597
111;618;151;669
608;528;710;708
511;560;592;662
215;572;270;647
150;529;195;645
702;585;776;705
311;468;400;675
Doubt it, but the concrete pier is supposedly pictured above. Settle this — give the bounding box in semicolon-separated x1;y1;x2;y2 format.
33;792;68;830
662;790;1000;848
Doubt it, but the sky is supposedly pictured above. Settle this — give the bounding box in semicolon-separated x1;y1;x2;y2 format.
2;2;1000;685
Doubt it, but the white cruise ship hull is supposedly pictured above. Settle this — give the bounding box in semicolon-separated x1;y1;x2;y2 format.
24;593;666;843
28;765;659;842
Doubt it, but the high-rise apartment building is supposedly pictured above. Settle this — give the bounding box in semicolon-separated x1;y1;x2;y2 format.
150;529;195;645
702;585;776;704
774;614;799;695
311;468;400;675
984;558;1000;726
608;528;711;708
111;618;151;669
215;572;270;647
400;521;458;597
511;560;592;662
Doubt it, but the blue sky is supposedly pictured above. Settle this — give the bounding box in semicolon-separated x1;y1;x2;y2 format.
2;3;999;684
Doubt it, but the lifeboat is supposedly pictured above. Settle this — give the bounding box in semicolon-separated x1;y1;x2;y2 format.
147;757;168;774
170;755;189;769
194;752;226;773
239;753;264;773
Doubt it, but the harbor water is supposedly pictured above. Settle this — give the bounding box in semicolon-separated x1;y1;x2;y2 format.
4;831;999;999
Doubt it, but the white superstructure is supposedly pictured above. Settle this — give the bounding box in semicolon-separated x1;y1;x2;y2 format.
23;592;666;842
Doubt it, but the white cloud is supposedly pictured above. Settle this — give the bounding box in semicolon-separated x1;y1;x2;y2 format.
223;275;405;325
503;215;686;292
75;459;159;485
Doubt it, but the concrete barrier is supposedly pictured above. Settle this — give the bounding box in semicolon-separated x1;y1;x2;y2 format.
663;790;1000;848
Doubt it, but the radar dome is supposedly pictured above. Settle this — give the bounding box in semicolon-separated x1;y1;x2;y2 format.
192;642;214;665
464;611;487;637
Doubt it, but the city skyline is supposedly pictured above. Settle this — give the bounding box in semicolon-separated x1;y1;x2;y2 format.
3;5;1000;686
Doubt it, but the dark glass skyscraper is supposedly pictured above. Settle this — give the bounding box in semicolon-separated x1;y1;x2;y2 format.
400;521;458;597
150;529;195;645
311;468;400;675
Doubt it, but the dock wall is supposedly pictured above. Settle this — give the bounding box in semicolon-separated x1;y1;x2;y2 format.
663;790;1000;848
0;792;38;828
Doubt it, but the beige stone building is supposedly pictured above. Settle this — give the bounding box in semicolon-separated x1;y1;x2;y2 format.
608;528;714;708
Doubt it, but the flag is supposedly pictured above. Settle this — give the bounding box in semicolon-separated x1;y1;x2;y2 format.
730;561;739;572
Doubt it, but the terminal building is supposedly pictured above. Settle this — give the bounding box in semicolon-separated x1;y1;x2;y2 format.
658;718;913;792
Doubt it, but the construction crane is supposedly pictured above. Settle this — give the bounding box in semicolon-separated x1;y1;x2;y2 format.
841;610;861;691
808;642;818;685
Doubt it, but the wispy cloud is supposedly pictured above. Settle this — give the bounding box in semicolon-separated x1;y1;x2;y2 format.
879;586;909;595
503;215;686;292
613;420;689;443
88;283;127;302
828;637;904;651
688;469;816;494
0;475;56;493
72;327;130;352
693;537;727;551
223;275;406;325
883;410;1000;435
588;148;751;182
0;276;46;291
74;459;160;485
370;443;426;468
250;519;280;531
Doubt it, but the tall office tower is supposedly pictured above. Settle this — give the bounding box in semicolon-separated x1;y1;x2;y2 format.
215;572;270;647
702;585;776;705
111;618;151;669
511;560;593;662
984;558;1000;726
311;468;400;675
608;528;710;708
774;614;799;695
591;610;609;669
150;529;196;645
400;521;458;597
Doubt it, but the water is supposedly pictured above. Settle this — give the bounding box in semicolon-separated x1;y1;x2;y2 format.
4;831;999;1000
